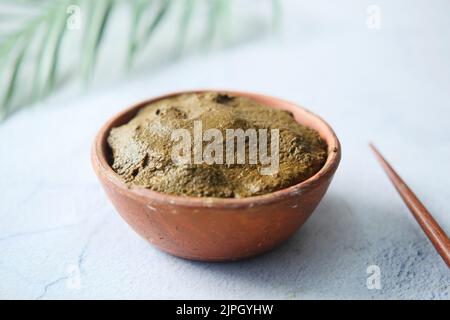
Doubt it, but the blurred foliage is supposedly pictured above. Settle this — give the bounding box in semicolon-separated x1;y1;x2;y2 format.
0;0;280;120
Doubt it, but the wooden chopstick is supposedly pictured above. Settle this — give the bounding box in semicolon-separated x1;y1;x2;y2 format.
369;143;450;268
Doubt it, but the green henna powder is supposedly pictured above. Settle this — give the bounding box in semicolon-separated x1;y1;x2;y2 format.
107;93;327;198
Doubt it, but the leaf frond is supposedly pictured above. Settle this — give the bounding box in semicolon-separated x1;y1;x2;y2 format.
0;0;276;121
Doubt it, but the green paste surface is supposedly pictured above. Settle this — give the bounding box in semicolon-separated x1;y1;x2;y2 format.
107;93;327;198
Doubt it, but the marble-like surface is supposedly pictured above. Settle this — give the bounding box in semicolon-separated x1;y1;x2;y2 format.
1;1;449;299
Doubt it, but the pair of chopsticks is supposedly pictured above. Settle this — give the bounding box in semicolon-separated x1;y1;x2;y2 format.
370;143;450;268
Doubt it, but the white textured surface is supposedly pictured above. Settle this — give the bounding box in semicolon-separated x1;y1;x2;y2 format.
1;1;449;299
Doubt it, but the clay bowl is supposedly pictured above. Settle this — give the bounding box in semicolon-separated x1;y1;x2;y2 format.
92;90;341;262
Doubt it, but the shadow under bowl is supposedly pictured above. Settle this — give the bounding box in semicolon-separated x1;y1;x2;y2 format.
91;90;341;262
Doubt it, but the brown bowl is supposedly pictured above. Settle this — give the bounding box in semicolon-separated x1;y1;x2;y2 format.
91;90;341;262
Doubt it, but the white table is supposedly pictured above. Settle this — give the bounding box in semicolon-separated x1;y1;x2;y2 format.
1;1;449;299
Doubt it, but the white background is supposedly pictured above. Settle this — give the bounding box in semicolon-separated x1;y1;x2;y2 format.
0;0;449;299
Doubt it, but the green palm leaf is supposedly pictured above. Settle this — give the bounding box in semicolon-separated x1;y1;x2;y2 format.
127;0;152;67
0;0;280;121
175;0;195;58
2;44;28;117
82;0;113;81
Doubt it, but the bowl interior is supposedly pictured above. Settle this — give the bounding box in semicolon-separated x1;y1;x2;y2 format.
94;90;341;206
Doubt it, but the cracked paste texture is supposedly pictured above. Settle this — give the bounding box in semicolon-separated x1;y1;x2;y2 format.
107;93;327;198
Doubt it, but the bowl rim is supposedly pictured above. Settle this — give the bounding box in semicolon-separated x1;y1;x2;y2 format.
92;89;341;208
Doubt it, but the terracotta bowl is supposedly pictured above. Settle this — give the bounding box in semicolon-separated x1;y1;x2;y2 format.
91;90;341;262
